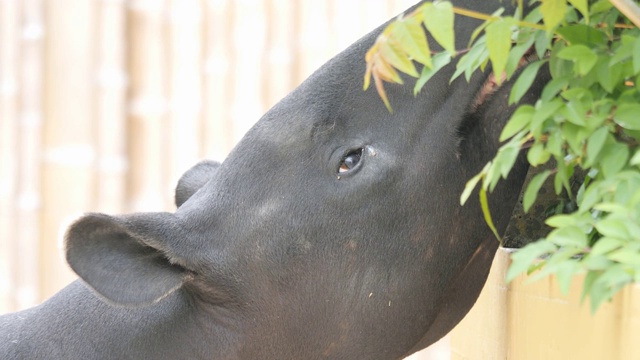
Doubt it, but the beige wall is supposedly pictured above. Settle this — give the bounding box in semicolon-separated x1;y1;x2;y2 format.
451;248;640;360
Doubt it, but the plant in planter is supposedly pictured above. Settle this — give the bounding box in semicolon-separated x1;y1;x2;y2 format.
365;0;640;313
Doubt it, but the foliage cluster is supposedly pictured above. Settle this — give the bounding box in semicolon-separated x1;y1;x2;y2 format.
364;0;640;312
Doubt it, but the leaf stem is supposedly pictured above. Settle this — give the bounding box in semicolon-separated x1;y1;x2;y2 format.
610;0;640;28
451;6;546;31
520;133;535;149
479;187;502;243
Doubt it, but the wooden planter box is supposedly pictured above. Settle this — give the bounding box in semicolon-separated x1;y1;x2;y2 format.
450;248;640;360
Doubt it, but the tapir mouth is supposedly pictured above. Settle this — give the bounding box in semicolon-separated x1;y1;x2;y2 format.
472;47;540;109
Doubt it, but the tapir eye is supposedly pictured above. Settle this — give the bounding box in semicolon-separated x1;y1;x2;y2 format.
338;148;364;174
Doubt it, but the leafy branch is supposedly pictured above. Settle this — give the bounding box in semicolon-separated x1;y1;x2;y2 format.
365;0;640;313
363;2;547;112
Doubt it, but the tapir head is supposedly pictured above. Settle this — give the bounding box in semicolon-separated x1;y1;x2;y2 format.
65;1;548;359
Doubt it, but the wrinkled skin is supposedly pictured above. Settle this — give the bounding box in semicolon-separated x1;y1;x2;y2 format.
0;1;550;359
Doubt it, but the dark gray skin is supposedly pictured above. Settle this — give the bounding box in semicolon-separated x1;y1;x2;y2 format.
0;1;550;359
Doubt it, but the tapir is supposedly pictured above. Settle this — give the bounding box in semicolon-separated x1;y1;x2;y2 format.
0;1;550;359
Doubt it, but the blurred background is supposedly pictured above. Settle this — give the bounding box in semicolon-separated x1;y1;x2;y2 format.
0;0;447;358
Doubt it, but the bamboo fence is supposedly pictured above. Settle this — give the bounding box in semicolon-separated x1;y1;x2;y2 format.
451;248;640;360
1;0;44;313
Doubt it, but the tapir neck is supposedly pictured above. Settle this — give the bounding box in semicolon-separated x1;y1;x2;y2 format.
0;280;238;359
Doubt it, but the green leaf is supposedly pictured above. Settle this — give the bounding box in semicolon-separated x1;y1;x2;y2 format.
590;237;623;256
608;249;640;266
596;58;622;94
545;214;578;228
460;171;483;205
560;101;587;126
468;47;491;82
584;255;612;271
363;0;640;316
505;34;536;78
374;74;394;113
588;268;623;313
485;160;502;192
599;142;629;179
610;35;635;66
479;187;501;242
371;51;404;84
498;139;522;179
596;264;634;287
630;150;640;166
540;0;567;31
531;99;563;134
553;158;573;195
414;52;451;95
614;103;640;130
555;24;605;45
534;29;552;59
560;86;590;101
567;125;589;153
526;260;548;277
578;181;601;212
614;175;640;205
500;105;534;141
634;36;640;74
523;170;552;212
391;17;432;68
595;219;631;240
469;8;505;47
378;40;419;77
541;76;570;102
452;38;489;82
581;270;599;303
556;261;580;295
556;44;598;76
548;225;588;247
485;17;515;83
593;202;628;213
529;247;583;282
591;0;613;14
587;110;608;129
422;2;455;55
549;42;574;78
567;0;589;23
509;60;546;104
527;142;551;166
546;130;563;157
586;127;609;166
506;241;557;282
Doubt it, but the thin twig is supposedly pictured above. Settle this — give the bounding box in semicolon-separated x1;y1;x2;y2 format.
452;7;546;31
610;0;640;28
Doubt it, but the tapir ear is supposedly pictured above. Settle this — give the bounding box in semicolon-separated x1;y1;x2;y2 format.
175;160;220;207
65;212;192;306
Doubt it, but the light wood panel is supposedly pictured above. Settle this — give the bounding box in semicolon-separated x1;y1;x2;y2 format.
451;248;640;360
